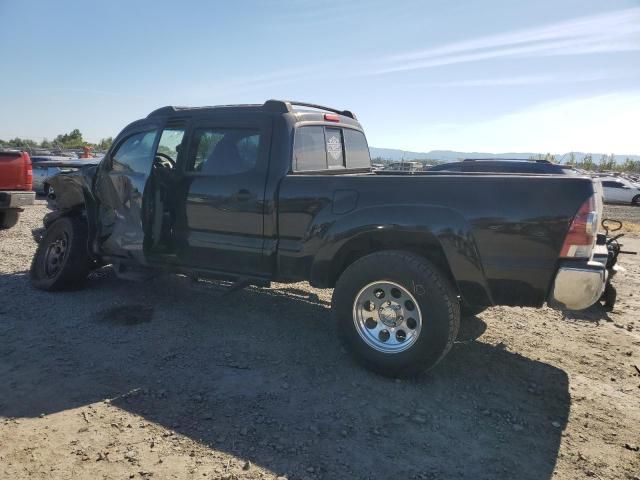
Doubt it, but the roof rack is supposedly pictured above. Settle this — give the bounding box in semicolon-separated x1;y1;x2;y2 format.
146;101;357;120
263;99;357;119
147;106;188;117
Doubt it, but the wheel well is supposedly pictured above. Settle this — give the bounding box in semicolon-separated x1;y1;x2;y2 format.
326;231;457;290
43;207;85;228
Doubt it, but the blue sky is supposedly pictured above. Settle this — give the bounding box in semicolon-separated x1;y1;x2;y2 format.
1;0;639;153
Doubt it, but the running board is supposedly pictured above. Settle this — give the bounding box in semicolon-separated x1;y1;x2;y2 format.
189;276;267;296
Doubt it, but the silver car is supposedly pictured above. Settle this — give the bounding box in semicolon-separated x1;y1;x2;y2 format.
600;177;640;205
31;156;101;195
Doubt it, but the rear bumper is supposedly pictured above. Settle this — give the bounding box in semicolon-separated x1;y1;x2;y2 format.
0;190;35;209
548;244;608;311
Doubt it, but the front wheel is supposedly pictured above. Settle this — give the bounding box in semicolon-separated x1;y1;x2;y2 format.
332;250;460;377
632;195;640;206
30;216;90;291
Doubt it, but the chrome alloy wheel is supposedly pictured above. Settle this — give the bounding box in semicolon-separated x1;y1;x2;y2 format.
352;281;423;353
44;232;69;278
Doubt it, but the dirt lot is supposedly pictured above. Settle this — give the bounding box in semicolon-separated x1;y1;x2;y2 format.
1;201;639;480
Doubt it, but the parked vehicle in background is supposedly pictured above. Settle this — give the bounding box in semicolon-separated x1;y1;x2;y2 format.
0;150;35;229
385;160;423;172
600;177;640;205
31;100;615;377
31;156;102;195
428;158;580;175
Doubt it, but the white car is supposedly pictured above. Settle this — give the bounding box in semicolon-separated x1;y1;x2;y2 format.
600;177;640;205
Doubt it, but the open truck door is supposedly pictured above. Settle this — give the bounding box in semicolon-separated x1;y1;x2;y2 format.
93;125;161;262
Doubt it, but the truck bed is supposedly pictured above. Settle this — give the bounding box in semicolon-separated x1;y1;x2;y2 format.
276;173;594;307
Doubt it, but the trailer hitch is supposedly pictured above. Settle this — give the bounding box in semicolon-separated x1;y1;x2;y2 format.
598;219;637;311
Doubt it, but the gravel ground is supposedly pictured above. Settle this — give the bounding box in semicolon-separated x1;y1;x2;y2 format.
603;203;640;225
1;201;639;480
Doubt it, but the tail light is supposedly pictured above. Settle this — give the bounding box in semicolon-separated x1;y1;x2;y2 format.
559;195;599;258
23;152;33;190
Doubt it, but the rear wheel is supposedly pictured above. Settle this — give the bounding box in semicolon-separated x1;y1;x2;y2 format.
333;250;460;377
30;216;90;291
632;195;640;206
0;210;19;229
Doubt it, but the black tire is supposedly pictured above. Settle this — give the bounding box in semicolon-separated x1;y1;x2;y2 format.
332;250;460;377
632;195;640;206
461;304;488;317
0;210;19;229
30;216;90;291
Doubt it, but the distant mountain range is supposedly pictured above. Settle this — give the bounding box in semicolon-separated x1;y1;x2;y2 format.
369;148;640;164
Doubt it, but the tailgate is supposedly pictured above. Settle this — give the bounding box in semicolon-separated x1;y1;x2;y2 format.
0;151;28;190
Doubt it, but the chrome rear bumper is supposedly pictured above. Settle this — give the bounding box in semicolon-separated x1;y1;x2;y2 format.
548;244;608;311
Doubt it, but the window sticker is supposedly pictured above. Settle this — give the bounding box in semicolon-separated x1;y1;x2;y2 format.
326;132;342;162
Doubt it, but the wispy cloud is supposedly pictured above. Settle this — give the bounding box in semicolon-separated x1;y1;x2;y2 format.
413;70;630;88
374;7;640;74
172;7;640;101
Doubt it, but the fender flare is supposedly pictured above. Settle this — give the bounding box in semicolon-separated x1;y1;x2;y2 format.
308;204;493;306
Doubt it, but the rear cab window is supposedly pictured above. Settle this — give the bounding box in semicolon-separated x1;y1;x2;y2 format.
293;126;370;172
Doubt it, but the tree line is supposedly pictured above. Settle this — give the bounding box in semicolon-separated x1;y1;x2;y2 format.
0;129;112;151
529;152;640;173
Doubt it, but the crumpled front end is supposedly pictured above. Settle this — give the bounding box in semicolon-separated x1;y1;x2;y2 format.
32;166;98;244
47;165;98;211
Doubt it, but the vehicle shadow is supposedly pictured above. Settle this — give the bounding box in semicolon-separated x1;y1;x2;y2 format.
0;270;569;480
560;302;612;323
457;315;488;342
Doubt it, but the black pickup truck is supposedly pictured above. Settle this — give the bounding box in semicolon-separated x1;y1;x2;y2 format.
31;100;611;376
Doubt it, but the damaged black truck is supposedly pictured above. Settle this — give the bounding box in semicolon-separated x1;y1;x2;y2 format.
31;100;617;376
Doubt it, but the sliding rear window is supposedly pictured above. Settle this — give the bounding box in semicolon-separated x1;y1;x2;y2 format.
293;126;370;172
343;128;370;169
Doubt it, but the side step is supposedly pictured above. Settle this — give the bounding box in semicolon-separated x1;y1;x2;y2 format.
110;258;270;294
190;276;268;296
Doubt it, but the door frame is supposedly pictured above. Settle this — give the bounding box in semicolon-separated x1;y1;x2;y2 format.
94;121;162;261
171;111;274;277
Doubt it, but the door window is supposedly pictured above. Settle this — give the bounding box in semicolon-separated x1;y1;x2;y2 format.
111;130;158;174
156;128;185;164
188;128;260;175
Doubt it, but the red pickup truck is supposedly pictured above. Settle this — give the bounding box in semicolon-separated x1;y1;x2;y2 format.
0;150;35;229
